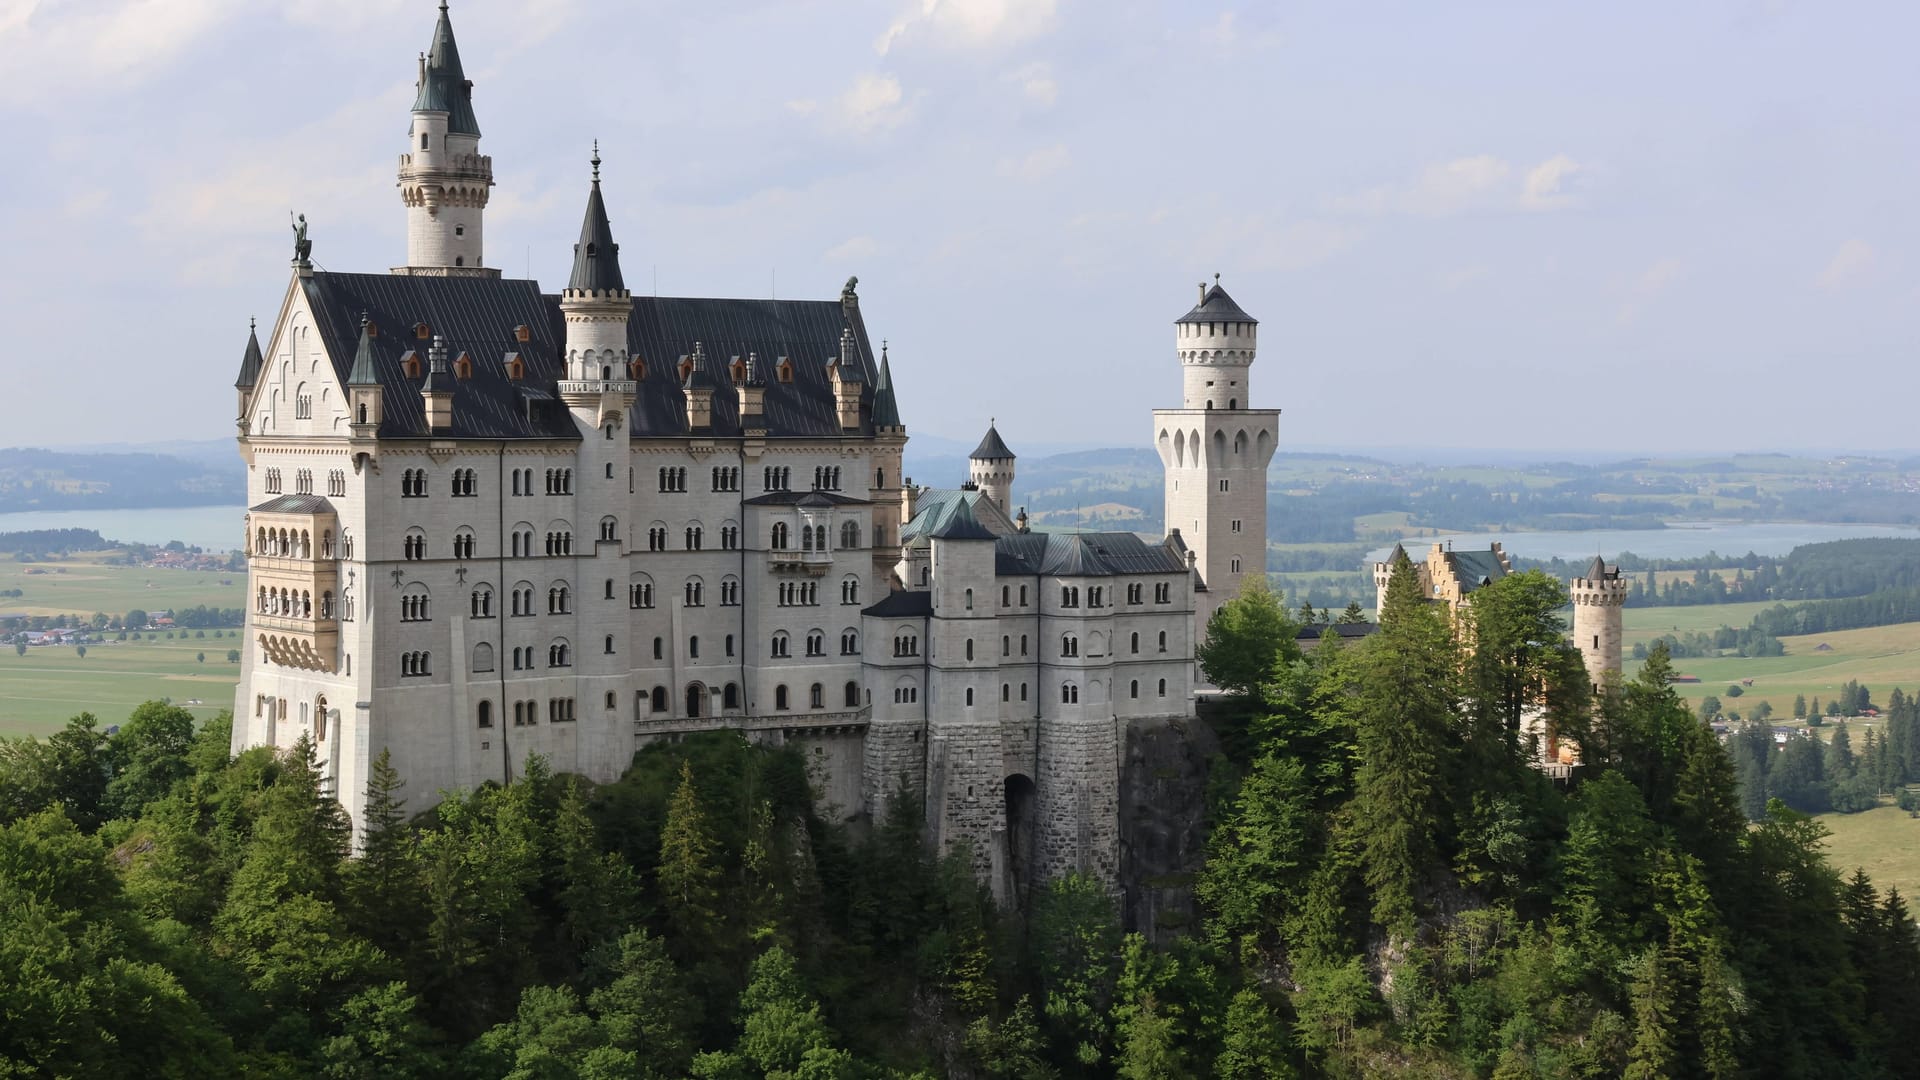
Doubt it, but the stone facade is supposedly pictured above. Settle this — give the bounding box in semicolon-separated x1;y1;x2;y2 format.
1570;556;1627;691
228;4;1225;903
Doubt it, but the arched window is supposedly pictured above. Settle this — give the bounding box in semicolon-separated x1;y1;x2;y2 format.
1158;630;1168;653
810;683;824;709
1130;632;1140;654
1158;679;1168;697
688;635;699;659
471;585;494;618
473;643;494;672
1020;634;1029;656
548;639;571;667
651;686;669;714
477;700;492;728
1130;680;1139;699
840;521;860;548
965;639;975;660
841;576;860;605
1061;633;1078;658
1061;682;1079;704
605;634;616;655
965;687;974;706
771;522;789;550
724;683;740;711
964;588;973;610
775;684;790;710
771;632;790;658
844;681;860;708
841;630;859;655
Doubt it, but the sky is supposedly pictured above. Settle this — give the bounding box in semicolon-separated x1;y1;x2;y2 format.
0;0;1914;457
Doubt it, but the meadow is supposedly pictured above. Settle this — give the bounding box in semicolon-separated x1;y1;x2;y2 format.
0;553;245;738
1818;802;1920;903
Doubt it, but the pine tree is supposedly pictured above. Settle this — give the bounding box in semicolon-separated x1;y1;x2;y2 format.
1830;723;1857;779
1794;693;1808;719
658;761;721;952
347;748;423;958
554;778;639;957
1338;600;1366;624
1215;988;1292;1079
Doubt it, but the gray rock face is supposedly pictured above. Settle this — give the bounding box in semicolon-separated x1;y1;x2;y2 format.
1118;712;1221;940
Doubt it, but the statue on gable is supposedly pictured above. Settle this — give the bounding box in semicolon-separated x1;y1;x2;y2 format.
291;212;312;266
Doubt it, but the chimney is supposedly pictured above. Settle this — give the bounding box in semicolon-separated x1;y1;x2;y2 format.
828;327;862;431
738;351;766;427
421;335;455;433
682;342;714;431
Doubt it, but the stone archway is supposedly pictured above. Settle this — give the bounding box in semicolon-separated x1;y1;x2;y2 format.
1004;773;1037;907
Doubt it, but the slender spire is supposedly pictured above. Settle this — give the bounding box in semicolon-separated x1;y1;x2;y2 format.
568;147;625;293
871;340;901;428
413;0;479;135
234;317;264;389
347;314;380;386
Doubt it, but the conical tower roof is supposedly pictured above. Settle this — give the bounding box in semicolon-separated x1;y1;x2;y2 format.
970;422;1014;461
234;319;264;389
412;1;480;136
347;315;380;386
1176;279;1257;325
871;342;901;427
568;147;626;293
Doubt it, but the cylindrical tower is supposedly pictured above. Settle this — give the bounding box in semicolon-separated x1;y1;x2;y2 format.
1570;556;1627;689
397;2;493;273
968;422;1016;516
1177;275;1258;410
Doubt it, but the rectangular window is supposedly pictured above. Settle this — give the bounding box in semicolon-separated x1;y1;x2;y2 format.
1219;479;1230;492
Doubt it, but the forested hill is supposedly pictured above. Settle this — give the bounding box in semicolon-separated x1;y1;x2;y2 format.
3;571;1919;1076
0;446;243;511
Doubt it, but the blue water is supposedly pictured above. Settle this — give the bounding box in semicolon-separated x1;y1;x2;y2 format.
1365;521;1920;565
0;506;244;553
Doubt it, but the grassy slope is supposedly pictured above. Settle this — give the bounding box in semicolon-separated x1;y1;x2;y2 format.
1818;803;1920;904
0;555;243;620
1626;611;1920;721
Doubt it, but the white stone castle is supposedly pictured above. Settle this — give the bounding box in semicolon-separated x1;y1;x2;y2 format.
228;4;1275;899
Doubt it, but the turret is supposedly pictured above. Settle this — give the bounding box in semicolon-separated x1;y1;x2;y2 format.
396;1;494;275
683;343;715;431
557;146;636;431
1175;274;1258;410
1570;555;1627;691
421;335;455;433
967;422;1016;516
828;326;863;431
347;314;383;435
234;318;263;425
1373;542;1407;614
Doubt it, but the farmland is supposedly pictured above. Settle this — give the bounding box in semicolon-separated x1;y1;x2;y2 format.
1625;611;1920;722
1818;802;1920;904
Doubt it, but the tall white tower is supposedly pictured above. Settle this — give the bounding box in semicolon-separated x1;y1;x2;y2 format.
1570;556;1626;691
1152;277;1279;636
967;422;1016;516
396;1;494;275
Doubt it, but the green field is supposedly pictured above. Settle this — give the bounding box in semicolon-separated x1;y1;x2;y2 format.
0;554;245;738
1626;617;1920;722
0;555;243;620
0;635;241;738
1818;802;1920;902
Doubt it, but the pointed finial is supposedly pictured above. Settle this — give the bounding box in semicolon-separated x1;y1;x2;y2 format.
881;338;888;358
1214;271;1221;285
590;140;601;183
250;316;257;332
358;311;369;329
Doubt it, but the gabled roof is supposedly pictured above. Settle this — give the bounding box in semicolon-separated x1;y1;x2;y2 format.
300;271;888;441
901;487;1016;542
928;499;997;541
235;321;264;389
970;423;1015;461
742;490;870;507
991;531;1188;578
568;158;625;294
412;1;480;136
1175;282;1257;325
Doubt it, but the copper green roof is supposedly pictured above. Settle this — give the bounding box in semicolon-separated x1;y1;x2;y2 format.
346;315;379;386
927;498;997;541
412;1;480;136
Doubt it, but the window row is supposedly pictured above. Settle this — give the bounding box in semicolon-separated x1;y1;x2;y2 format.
644;524;741;551
769;630;860;658
771;681;862;711
254;526;342;560
658;466;688;492
256;586;334;620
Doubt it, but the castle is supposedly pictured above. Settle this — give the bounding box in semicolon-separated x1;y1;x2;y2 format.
227;4;1272;901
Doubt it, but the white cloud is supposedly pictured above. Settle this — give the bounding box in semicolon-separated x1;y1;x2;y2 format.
1521;154;1583;210
1618;256;1685;324
876;0;1058;55
1817;239;1877;291
1008;62;1057;106
997;144;1070;182
825;235;880;262
1333;155;1512;217
831;73;912;135
0;0;245;105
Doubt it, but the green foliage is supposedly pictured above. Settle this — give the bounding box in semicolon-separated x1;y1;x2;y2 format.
1197;577;1302;699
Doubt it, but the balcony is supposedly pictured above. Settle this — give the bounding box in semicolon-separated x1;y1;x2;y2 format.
767;548;835;576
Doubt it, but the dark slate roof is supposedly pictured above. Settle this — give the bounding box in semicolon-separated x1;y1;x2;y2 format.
250;494;335;515
412;2;480;136
1446;547;1509;591
863;590;933;618
568;171;625;293
970;424;1015;461
1175;282;1257;325
928;499;997;541
1298;621;1379;640
871;346;901;427
1584;555;1613;580
992;531;1188;578
743;491;870;507
301;271;886;442
235;321;264;389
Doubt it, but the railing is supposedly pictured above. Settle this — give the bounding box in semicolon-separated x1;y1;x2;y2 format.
636;708;869;738
768;549;835;574
253;612;334;634
558;378;636;396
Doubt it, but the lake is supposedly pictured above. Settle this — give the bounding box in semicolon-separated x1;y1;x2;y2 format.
0;506;244;553
1366;522;1920;565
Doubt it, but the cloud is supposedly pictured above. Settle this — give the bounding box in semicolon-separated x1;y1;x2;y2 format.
832;73;912;135
1521;154;1584;210
825;235;880;262
0;0;245;106
997;144;1070;181
1817;239;1877;291
1617;256;1685;324
1008;62;1057;106
1333;155;1513;217
876;0;1058;55
1336;154;1586;217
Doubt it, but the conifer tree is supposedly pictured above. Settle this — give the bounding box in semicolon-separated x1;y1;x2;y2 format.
658;761;721;951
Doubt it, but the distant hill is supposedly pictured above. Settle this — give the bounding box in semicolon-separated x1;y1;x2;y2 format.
0;447;245;513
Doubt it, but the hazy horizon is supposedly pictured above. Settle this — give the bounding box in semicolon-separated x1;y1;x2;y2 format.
1;1;1913;453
